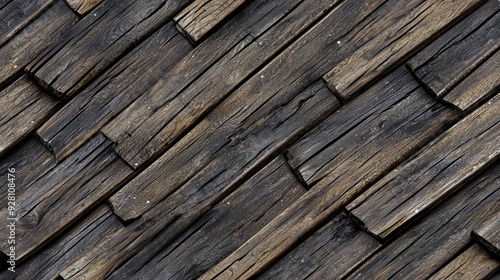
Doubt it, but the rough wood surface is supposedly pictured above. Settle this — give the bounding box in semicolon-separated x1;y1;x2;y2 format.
443;50;500;113
64;0;104;15
198;68;459;279
348;93;500;241
0;134;132;262
108;156;305;280
0;76;59;157
58;82;338;280
0;205;121;280
36;22;192;162
102;0;343;168
0;0;78;87
27;0;191;97
346;162;500;279
408;1;500;98
175;0;249;43
0;0;56;46
259;211;381;280
473;213;500;258
323;0;486;101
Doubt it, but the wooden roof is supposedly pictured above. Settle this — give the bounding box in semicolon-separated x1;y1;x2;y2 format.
0;0;499;279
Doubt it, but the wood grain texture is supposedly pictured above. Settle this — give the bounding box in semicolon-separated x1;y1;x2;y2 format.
259;211;380;280
199;68;459;279
408;1;499;98
443;50;500;113
346;162;500;280
0;134;132;262
27;0;191;97
0;0;56;46
64;0;104;15
102;0;344;168
0;0;79;87
36;22;192;162
473;213;500;258
0;205;121;280
108;156;305;280
323;0;486;101
175;0;249;43
348;93;500;241
58;82;338;280
430;245;500;280
0;76;59;157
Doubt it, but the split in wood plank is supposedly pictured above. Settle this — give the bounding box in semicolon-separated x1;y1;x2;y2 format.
473;213;500;258
348;93;500;241
175;0;250;44
36;21;192;162
323;0;486;101
27;0;191;97
63;0;104;15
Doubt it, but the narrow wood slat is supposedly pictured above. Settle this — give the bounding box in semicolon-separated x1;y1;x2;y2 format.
408;1;500;98
0;0;79;87
323;0;486;101
0;0;56;46
27;0;191;97
64;0;104;15
58;81;338;280
473;213;500;258
259;211;381;280
348;93;500;241
346;162;500;279
443;50;500;113
174;0;249;44
0;134;133;262
0;205;121;280
102;0;344;168
0;76;59;157
36;22;192;162
199;68;459;279
108;156;305;280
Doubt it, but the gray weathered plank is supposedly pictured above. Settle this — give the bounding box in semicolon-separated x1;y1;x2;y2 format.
64;0;104;15
473;213;500;258
174;0;250;43
198;68;459;279
259;211;381;280
348;93;500;241
36;21;192;161
0;0;79;87
0;134;133;262
408;1;500;98
443;50;500;113
346;162;500;279
108;156;305;280
0;76;59;157
0;205;121;280
323;0;486;101
27;0;191;97
58;81;338;280
102;0;344;168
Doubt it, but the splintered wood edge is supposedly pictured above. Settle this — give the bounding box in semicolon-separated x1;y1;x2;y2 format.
472;230;500;258
63;0;104;16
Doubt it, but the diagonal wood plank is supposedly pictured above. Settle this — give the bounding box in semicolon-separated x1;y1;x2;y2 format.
443;50;500;113
347;93;500;241
323;0;486;101
346;162;500;279
198;68;459;279
0;76;59;157
0;134;133;262
64;0;104;15
27;0;191;97
408;1;500;98
473;213;500;258
259;211;381;280
58;81;338;280
108;156;305;280
102;0;345;168
0;0;79;87
36;21;192;162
